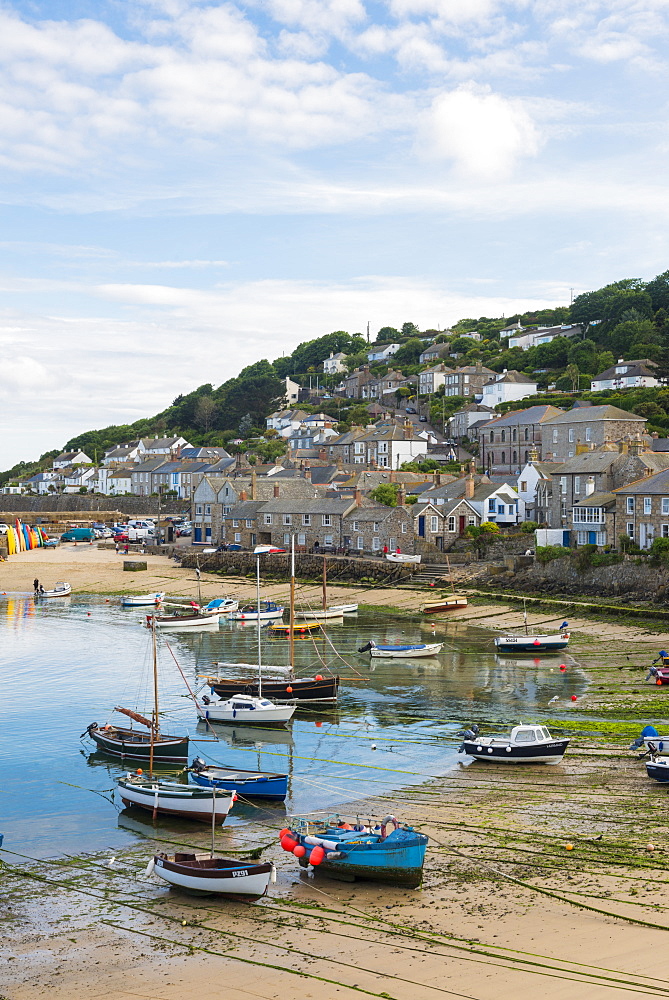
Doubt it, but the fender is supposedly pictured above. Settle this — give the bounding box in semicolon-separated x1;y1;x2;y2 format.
380;815;399;839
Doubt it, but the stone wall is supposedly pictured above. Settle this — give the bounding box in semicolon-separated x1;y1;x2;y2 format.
481;554;669;601
0;495;188;518
180;550;416;585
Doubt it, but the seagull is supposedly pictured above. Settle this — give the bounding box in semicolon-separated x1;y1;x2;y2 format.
548;696;559;705
105;857;116;868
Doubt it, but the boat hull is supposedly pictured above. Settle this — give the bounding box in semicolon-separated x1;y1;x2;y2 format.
297;608;344;620
494;633;570;653
462;739;569;763
385;554;421;564
153;854;273;897
269;622;321;634
89;727;189;763
209;675;339;704
117;778;233;822
231;607;284;621
293;828;428;887
646;760;669;782
422;598;468;613
41;584;72;598
369;643;443;658
197;703;294;726
122;593;164;607
152;613;222;629
191;769;288;800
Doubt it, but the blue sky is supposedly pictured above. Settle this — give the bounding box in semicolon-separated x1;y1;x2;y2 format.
1;0;668;467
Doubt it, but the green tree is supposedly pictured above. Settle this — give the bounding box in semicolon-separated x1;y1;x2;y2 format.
369;483;400;506
393;338;423;365
646;270;669;312
376;326;400;343
238;413;253;438
401;322;420;339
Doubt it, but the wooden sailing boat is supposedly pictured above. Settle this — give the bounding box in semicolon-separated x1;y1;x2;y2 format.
82;621;189;762
206;542;339;704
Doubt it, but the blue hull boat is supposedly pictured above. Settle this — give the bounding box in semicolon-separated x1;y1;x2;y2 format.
646;758;669;783
281;816;428;887
189;758;288;800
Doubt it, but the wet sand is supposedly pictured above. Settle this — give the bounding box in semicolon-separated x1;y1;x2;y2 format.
2;545;669;999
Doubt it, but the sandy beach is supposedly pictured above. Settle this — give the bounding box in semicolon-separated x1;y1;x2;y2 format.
2;544;669;999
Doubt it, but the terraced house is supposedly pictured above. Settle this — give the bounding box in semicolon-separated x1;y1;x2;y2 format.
613;468;669;550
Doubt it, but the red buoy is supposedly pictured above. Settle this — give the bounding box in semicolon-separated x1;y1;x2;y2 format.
559;664;566;672
310;845;325;866
571;694;577;701
533;639;540;646
315;720;322;727
278;828;290;840
315;674;323;681
281;836;297;852
286;685;293;693
658;679;664;686
293;845;306;858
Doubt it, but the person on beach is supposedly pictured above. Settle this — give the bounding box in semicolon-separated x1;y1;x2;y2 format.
124;543;129;555
115;542;119;554
195;566;201;582
33;578;39;594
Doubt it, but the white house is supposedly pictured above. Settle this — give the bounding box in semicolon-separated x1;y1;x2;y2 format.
367;343;400;362
143;436;191;459
53;450;91;469
323;351;348;375
62;466;97;492
108;469;133;494
481;370;538;407
516;460;563;522
508;325;582;350
590;359;659;392
418;364;450;395
23;471;60;494
284;376;300;405
266;409;311;435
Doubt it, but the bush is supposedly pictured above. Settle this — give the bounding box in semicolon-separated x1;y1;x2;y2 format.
520;520;539;533
573;543;598;570
536;544;570;565
650;537;669;565
590;552;622;567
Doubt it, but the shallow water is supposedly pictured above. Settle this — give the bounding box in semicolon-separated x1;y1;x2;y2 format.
0;592;586;855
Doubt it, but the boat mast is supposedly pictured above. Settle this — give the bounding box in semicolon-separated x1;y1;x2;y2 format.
256;549;263;698
289;535;295;679
322;556;327;611
150;615;158;777
446;554;455;595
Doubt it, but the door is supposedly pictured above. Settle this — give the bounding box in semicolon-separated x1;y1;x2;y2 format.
459;515;466;535
418;516;425;538
588;531;596;545
194;527;202;543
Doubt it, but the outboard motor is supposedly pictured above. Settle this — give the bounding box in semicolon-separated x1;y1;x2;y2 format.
456;724;479;753
202;695;211;705
629;724;660;750
358;641;374;653
80;722;98;738
190;757;207;772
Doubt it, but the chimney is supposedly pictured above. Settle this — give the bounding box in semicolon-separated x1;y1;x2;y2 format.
273;484;280;498
629;437;643;456
652;432;659;439
475;360;482;373
585;476;595;496
465;473;475;499
404;420;413;440
618;438;629;454
239;489;247;501
304;465;312;482
435;472;441;487
397;487;406;505
354;488;362;506
251;469;257;500
389;470;395;482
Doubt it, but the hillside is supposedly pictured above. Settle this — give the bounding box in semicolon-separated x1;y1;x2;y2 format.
3;270;669;484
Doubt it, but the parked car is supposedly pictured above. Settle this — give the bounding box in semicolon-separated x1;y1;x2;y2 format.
61;528;96;542
406;406;417;414
419;415;427;422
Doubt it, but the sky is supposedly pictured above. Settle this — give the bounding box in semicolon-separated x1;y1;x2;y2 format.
1;0;669;468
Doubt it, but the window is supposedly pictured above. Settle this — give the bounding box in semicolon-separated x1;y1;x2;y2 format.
324;534;333;546
627;522;634;538
448;515;456;532
234;532;241;543
468;516;476;525
573;506;604;523
264;514;273;525
352;520;359;531
553;428;558;443
512;429;517;442
232;519;239;527
644;497;652;515
662;525;669;538
662;498;669;515
560;477;567;494
515;730;536;743
524;428;529;441
488;498;496;512
501;451;506;463
401;522;407;533
596;531;607;546
372;537;380;550
373;521;379;532
626;497;635;514
568;428;574;442
223;505;231;515
302;514;311;526
490;432;495;443
388;537;395;550
283;533;290;544
512;451;517;464
204;504;211;515
497;504;505;515
430;515;438;532
354;443;364;454
195;505;203;515
322;515;332;526
357;536;364;549
501;430;506;442
574;476;580;495
577;530;587;545
243;519;251;528
585;426;591;442
297;532;306;545
520;481;527;492
283;514;292;525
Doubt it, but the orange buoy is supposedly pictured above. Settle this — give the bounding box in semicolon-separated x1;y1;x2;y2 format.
571;694;577;701
565;843;574;851
136;768;143;775
310;845;325;866
286;685;293;693
293;845;306;858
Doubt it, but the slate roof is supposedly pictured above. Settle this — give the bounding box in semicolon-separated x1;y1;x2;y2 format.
480;405;563;428
543;404;645;425
592;359;658;381
490;370;537;384
554;452;620;474
131;459;169;473
572;491;616;507
614;468;669;495
259;499;355;515
224;501;267;518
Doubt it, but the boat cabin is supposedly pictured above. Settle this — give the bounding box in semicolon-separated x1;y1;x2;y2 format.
510;725;553;744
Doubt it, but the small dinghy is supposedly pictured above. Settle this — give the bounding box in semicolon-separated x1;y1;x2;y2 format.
630;725;669;755
197;692;295;726
148;607;223;629
268;620;322;635
459;724;569;763
40;581;71;598
121;592;165;607
82;708;189;763
329;603;358;614
189;756;288;800
232;601;284;621
646;756;669;783
358;640;443;659
150;853;275;898
202;597;238;615
422;596;468;613
279;815;428;887
117;774;235;822
295;607;344;620
385;552;421;564
494;627;570;653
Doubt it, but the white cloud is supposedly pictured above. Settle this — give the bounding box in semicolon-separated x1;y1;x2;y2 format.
419;85;541;179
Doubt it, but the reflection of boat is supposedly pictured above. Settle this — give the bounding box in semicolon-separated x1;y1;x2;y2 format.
117;775;235;822
195;719;295;747
459;724;569;764
281;815;428;887
358;640;443;659
189;756;288;799
197;692;295;727
385;553;421;564
121;592;165;607
41;582;71;598
150;852;274;898
268;621;321;635
231;602;284;621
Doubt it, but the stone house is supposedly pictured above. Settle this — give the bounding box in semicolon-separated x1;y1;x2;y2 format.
613;468;669;549
443;364;496;398
480;370;538;408
448;402;495;441
418;364;451;395
540;403;647;463
417;472;524;525
571;492;617;548
413;498;481;551
130;459;168;496
342;502;414;555
478;404;564;474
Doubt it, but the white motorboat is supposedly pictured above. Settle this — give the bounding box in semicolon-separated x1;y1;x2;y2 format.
459;724;570;764
117;775;235;822
296;607;344;620
202;597;238;615
231;601;284;621
40;582;71;598
197;692;295;727
494;631;570;653
121;592;165;608
148;609;223;629
358;640;444;658
328;603;358;614
629;726;669;756
150;853;275;898
385;553;421;564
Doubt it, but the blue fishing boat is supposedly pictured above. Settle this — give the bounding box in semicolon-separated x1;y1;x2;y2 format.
189;757;288;800
358;640;443;659
280;815;428;886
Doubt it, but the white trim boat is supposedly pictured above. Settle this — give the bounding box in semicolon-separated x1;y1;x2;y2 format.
459;724;569;764
197;692;295;726
296;607;344;619
329;603;358;614
148;609;224;629
231;601;284;621
494;631;570;653
202;597;238;615
40;582;71;598
121;592;165;607
358;640;444;659
117;775;235;822
385;552;421;564
150;853;274;897
422;596;468;613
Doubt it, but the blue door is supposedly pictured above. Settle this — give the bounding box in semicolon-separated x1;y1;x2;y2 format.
418;516;425;538
194;527;202;543
588;531;596;544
